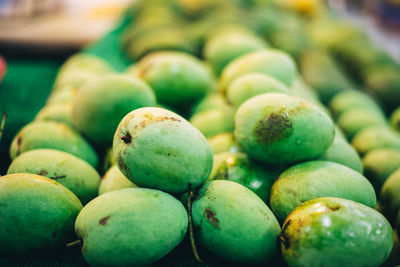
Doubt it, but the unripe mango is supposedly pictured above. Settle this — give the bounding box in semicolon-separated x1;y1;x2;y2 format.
99;165;137;195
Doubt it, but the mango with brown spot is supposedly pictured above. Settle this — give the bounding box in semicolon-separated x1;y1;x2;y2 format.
280;197;393;267
234;93;334;164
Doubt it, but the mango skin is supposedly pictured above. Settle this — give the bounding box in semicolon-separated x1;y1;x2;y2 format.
99;165;137;195
363;148;400;191
270;161;376;223
189;107;234;137
219;49;297;92
113;107;213;194
72;74;156;145
390;107;400;132
318;131;363;173
192;93;227;114
234;93;335;165
280;197;393;267
352;126;400;156
9;121;98;168
8;149;101;204
192;180;281;264
35;103;73;127
380;169;400;224
207;132;240;154
226;73;291;108
103;147;116;173
0;173;82;255
207;152;279;202
75;188;188;267
135;51;213;106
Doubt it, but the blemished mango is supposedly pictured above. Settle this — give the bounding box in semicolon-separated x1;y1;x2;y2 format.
72;74;156;145
219;49;297;92
192;180;281;264
8;149;101;204
99;165;137;195
0;173;82;255
234;93;334;164
270;161;376;223
75;188;187;266
113;107;213;194
280;197;393;267
9;121;98;168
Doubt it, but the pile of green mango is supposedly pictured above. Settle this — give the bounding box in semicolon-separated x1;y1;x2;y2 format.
1;0;400;266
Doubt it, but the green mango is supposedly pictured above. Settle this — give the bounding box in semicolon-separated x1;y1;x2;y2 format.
46;86;78;105
219;49;297;92
99;165;137;195
207;132;239;154
270;161;376;223
103;147;116;173
0;173;82;255
135;51;213;106
226;73;291;109
317;132;363;173
189;107;234;137
35;103;73;127
337;108;386;140
363;148;400;191
280;197;393;267
72;74;156;145
380;169;400;224
390;107;400;133
7;149;101;204
192;180;281;264
75;188;187;266
290;76;319;103
207;152;279;202
329;90;383;118
352;126;400;156
53;70;98;92
192;93;227;114
204;31;267;76
9;121;98;167
113;107;213;194
234;93;334;164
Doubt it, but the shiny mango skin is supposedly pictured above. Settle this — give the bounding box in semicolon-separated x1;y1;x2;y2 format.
0;173;82;255
234;93;335;165
380;169;400;223
219;49;297;92
192;180;281;264
270;161;376;223
113;107;213;194
207;152;279;202
75;188;188;267
9;121;98;168
72;74;156;145
280;197;393;267
7;149;101;204
98;165;137;195
363;148;400;191
226;73;291;109
318;130;363;173
135;51;213;106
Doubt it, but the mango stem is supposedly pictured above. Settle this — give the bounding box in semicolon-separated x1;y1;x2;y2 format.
0;112;7;142
66;239;82;248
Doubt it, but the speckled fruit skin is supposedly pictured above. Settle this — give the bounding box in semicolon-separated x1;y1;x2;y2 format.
135;51;213;106
72;74;156;145
363;148;400;191
192;180;281;264
99;165;136;195
318;130;363;173
226;73;291;108
9;121;98;168
207;152;279;202
0;173;82;255
113;107;213;194
380;169;400;223
270;161;376;223
234;93;334;165
280;197;393;267
75;188;188;267
352;126;400;156
219;49;297;92
7;149;101;204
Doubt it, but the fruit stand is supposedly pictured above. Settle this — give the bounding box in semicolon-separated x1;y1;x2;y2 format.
0;0;400;266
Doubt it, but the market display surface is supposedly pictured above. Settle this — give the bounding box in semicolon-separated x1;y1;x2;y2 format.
1;0;400;266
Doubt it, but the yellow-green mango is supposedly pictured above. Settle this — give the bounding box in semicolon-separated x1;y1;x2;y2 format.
99;165;137;195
